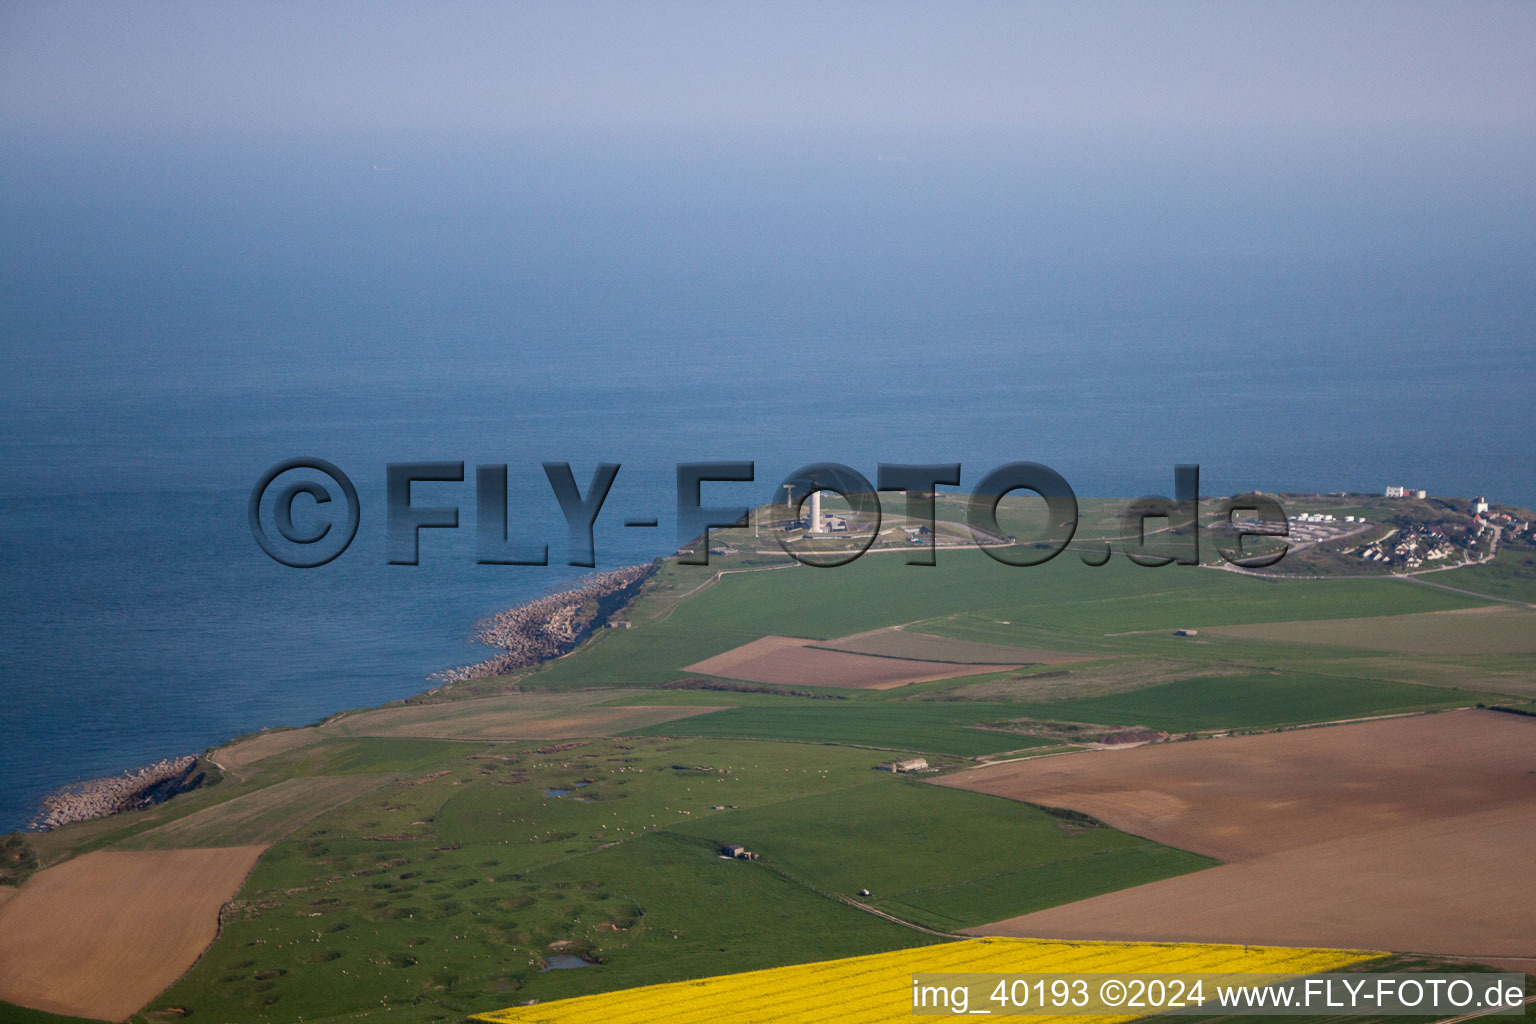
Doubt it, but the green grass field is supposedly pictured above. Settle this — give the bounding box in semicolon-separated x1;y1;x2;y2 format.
117;775;393;849
0;1004;101;1024
1419;548;1536;603
518;549;1487;693
134;737;949;1023
2;731;1213;1024
620;702;1053;755
666;779;1215;931
5;500;1533;1024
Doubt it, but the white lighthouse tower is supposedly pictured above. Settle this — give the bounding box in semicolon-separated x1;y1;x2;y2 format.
808;488;823;533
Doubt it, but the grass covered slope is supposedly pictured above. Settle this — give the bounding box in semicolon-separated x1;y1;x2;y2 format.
666;780;1215;931
514;547;1490;693
139;735;1218;1023
5;507;1532;1024
618;671;1496;746
146;737;942;1023
622;702;1054;755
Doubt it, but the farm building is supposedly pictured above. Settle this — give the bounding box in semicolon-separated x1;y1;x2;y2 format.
720;844;758;860
1174;628;1199;637
876;757;929;773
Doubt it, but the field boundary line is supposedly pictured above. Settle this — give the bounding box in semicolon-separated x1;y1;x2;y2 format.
627;727;1047;760
152;845;273;1020
838;895;961;938
1397;573;1536;608
944;707;1486;774
650;561;801;624
671;827;964;939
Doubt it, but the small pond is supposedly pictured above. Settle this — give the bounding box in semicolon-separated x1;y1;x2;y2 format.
539;955;592;972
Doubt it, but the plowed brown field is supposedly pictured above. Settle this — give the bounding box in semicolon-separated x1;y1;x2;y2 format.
684;635;1021;689
935;709;1536;958
0;845;266;1020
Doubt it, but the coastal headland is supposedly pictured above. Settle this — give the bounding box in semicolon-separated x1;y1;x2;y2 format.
2;492;1533;1024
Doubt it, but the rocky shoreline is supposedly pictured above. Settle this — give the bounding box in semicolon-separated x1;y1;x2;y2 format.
32;755;203;831
431;563;654;685
24;563;656;832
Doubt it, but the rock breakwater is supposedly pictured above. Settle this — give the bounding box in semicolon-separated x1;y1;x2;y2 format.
32;755;202;830
432;564;653;685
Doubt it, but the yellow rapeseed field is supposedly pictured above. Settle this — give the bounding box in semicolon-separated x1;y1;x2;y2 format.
474;936;1376;1024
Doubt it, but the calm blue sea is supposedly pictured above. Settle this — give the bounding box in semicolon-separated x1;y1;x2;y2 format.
2;129;1533;830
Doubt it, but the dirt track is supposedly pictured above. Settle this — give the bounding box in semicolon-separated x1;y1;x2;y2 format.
935;710;1536;958
685;635;1021;689
0;845;266;1020
211;727;325;773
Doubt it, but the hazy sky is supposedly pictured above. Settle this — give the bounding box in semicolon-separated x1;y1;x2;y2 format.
3;1;1533;136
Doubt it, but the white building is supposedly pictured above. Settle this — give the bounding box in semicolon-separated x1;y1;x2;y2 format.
1473;496;1489;514
808;489;823;533
1385;486;1406;498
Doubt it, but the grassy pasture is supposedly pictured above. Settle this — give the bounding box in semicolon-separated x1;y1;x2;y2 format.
601;688;866;707
9;498;1529;1024
519;550;1486;693
617;666;1499;746
212;727;325;775
154;831;937;1024
0;1002;100;1024
23;772;294;869
428;738;900;851
1207;605;1536;656
620;703;1053;756
944;658;1244;701
1424;547;1536;603
1306;652;1536;698
322;694;726;741
666;779;1216;931
813;627;1102;665
298;737;486;775
119;732;1219;1022
144;737;950;1023
119;775;393;849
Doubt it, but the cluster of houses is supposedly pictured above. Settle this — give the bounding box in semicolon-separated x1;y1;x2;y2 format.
1482;509;1533;546
1353;523;1462;569
1384;485;1430;500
